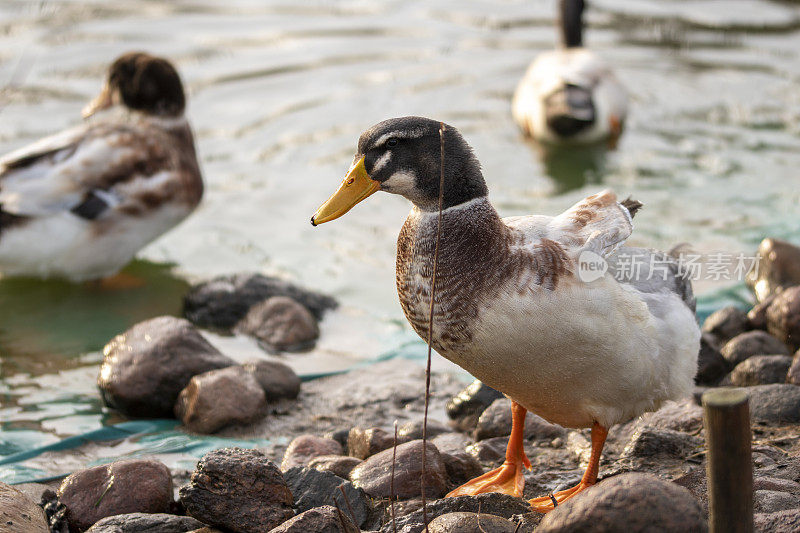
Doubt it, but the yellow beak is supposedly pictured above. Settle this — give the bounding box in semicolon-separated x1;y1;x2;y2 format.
82;83;114;119
311;156;380;226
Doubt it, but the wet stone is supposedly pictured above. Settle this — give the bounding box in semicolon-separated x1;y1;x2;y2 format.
427;512;517;533
747;238;800;302
475;398;565;442
58;459;173;532
767;286;800;351
267;505;356;533
282;466;369;527
349;440;448;499
702;306;749;345
175;366;266;434
179;448;293;533
537;473;707;532
235;296;319;353
696;333;730;384
98;316;236;418
720;330;790;367
307;455;363;479
0;481;49;533
85;513;204;533
747;384;800;425
729;355;793;386
183;272;337;330
281;434;343;471
241;359;301;401
446;380;504;432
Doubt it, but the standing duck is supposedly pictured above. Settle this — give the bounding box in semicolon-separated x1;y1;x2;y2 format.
311;117;699;512
0;52;202;281
513;0;628;145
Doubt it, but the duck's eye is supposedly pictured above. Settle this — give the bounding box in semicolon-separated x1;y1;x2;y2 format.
386;138;398;148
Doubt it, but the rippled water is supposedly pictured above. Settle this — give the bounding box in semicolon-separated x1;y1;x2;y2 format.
1;0;799;479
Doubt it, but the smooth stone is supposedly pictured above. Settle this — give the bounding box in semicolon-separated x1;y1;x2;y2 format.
467;437;508;465
474;398;565;441
307;455;363;479
445;380;504;432
702;306;749;345
397;419;450;441
267;505;356;533
754;490;800;514
621;428;703;460
183;273;337;330
378;493;530;533
431;432;473;456
282;467;369;527
348;427;407;459
175;366;266;434
235;296;319;353
85;513;204;533
747;238;800;302
696;333;730;384
440;451;485;487
767;286;800;351
754;476;800;495
729;355;793;386
281;435;343;471
787;350;800;385
537;473;707;532
747;384;800;425
98;316;235;418
753;509;800;533
179;448;293;533
635;398;704;434
749;294;778;330
720;330;790;366
427;512;516;533
241;359;301;401
0;481;49;533
58;459;173;532
349;440;448;499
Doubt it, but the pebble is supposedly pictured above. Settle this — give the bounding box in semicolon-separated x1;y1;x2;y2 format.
175;366;266;434
235;296;320;353
728;354;793;386
241;359;301;401
58;459;173;532
747;238;800;302
97;316;235;418
445;380;504;432
474;398;565;441
85;513;204;533
179;448;293;533
349;440;448;499
747;384;800;425
696;333;730;384
720;330;789;367
536;473;707;532
307;455;363;479
282;466;369;527
0;481;49;533
427;512;516;533
266;505;357;533
183;272;337;330
701;306;749;345
281;435;343;471
766;286;800;351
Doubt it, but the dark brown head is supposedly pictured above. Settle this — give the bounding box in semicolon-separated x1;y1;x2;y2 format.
83;52;186;118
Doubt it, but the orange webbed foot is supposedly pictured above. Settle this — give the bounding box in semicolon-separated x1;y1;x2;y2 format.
447;454;532;498
529;480;593;512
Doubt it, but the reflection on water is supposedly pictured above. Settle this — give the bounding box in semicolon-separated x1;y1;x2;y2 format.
534;142;611;193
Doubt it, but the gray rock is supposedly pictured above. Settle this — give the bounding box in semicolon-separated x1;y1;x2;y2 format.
696;333;730;384
350;440;448;499
754;476;800;495
175;366;266;434
347;427;406;459
183;272;337;330
282;467;369;527
749;294;778;330
58;459;173;532
241;359;301;401
440;451;484;487
754;489;800;514
431;433;473;455
621;428;702;461
510;512;543;532
378;493;530;533
767;286;800;351
267;505;356;533
537;473;707;532
721;330;790;367
702;306;749;345
747;238;800;302
307;455;363;479
729;355;793;386
281;435;343;471
787;351;800;385
0;481;49;533
427;512;516;533
179;448;293;533
747;384;800;425
98;316;236;418
85;513;204;533
672;467;709;517
467;437;508;465
635;398;704;434
397;419;450;441
753;509;800;533
474;398;565;441
235;296;319;353
446;380;504;432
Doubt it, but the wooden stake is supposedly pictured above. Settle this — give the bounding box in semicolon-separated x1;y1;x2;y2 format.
702;388;753;533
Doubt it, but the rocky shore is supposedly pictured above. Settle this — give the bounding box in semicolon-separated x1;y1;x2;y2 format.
3;239;800;532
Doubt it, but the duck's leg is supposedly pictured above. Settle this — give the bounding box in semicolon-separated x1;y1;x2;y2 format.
529;422;608;513
447;400;531;498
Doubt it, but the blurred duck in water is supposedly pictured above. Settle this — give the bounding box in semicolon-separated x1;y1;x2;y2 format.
0;52;202;282
513;0;628;145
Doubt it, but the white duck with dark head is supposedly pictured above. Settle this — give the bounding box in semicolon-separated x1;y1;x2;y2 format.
312;116;699;512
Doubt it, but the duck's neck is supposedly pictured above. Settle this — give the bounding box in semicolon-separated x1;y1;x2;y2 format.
559;0;584;48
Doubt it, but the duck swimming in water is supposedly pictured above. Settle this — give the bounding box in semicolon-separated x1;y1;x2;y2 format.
311;116;699;512
513;0;628;145
0;52;202;282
